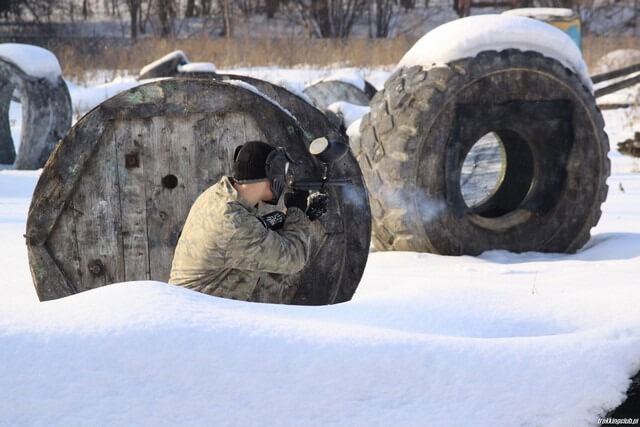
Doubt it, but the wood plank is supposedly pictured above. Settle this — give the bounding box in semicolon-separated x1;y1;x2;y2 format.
70;126;125;290
591;62;640;84
27;245;77;301
193;113;266;195
114;119;150;281
595;74;640;99
47;204;82;289
144;115;199;281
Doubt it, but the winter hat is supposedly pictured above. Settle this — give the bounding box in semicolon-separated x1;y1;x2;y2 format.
232;141;274;183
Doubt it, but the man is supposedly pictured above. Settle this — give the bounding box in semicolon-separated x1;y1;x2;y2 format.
168;140;326;302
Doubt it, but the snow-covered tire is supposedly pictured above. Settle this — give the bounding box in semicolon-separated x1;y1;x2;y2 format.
363;80;377;99
0;58;72;169
303;80;371;110
137;51;189;80
355;49;610;255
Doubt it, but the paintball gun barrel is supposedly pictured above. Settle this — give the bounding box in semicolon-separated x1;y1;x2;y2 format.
289;137;352;192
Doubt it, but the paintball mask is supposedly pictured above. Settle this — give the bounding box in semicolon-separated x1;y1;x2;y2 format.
264;147;293;205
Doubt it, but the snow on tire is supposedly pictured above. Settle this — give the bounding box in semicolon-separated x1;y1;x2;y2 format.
0;46;71;169
357;49;610;255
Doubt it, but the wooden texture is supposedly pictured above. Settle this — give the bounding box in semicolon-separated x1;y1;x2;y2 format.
26;78;371;305
591;62;640;84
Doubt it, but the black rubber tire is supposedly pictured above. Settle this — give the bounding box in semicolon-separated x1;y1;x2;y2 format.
303;80;371;110
137;51;189;80
0;58;72;169
355;50;610;255
363;80;378;100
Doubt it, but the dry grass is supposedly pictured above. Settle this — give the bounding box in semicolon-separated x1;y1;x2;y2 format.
582;34;639;70
52;36;417;83
50;33;636;83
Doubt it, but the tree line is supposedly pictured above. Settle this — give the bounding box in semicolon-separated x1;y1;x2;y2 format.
0;0;636;40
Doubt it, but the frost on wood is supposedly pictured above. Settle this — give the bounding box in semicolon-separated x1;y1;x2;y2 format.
0;51;71;169
398;14;593;92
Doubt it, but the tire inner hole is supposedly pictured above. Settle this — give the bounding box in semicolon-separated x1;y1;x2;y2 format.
460;130;534;218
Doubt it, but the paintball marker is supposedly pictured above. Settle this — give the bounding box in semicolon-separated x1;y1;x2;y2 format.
289;137;352;192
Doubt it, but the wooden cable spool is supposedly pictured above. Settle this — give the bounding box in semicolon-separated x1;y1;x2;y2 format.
25;78;371;305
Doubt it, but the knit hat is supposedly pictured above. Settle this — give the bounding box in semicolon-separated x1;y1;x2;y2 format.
232;141;274;183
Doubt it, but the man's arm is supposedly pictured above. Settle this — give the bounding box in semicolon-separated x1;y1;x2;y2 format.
225;207;317;275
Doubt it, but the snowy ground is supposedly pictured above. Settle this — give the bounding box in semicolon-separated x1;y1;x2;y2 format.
2;67;640;426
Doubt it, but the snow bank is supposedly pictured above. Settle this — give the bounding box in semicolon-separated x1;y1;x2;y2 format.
0;43;63;81
1;115;640;425
178;62;217;73
397;15;593;92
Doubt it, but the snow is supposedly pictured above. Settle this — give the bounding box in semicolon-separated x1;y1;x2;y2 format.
178;62;217;73
327;101;370;129
398;15;593;93
223;79;299;125
0;43;63;81
2;65;640;425
1;164;640;425
593;49;640;75
310;68;367;92
138;50;189;77
597;78;640;107
65;79;141;118
503;7;576;20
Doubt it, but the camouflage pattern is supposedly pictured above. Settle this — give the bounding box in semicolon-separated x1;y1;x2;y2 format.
169;176;320;302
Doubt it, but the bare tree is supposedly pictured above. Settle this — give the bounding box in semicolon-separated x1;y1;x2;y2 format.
185;0;195;16
370;0;397;38
156;0;175;36
265;0;280;18
221;0;232;37
290;0;367;38
125;0;141;39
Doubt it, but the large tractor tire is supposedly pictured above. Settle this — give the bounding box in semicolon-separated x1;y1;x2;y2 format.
0;56;72;169
355;49;610;255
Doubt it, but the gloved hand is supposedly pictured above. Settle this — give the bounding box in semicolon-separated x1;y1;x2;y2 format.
306;191;329;221
259;211;286;230
284;190;309;212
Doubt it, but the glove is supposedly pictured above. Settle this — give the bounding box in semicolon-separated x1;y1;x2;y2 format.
284;190;309;212
259;211;286;230
306;191;329;221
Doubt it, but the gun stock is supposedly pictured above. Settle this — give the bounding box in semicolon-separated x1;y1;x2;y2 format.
291;178;352;191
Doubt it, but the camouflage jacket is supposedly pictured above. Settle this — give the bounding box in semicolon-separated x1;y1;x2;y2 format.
169;176;317;301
